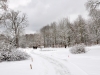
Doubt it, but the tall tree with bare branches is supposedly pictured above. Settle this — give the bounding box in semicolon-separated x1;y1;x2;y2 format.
86;0;100;44
5;10;28;47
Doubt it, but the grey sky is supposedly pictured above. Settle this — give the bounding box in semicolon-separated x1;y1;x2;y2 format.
8;0;88;34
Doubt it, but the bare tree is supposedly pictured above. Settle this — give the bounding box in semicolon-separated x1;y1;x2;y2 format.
73;15;87;44
57;18;72;47
40;25;51;47
87;14;100;44
5;10;28;47
0;0;7;10
86;0;100;44
50;22;57;47
86;0;100;11
58;19;66;47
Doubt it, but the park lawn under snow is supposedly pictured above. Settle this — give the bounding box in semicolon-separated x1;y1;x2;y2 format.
0;45;100;75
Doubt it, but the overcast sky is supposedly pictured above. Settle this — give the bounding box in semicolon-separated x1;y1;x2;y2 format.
8;0;88;34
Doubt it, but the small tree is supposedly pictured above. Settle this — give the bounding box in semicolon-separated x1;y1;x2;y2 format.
70;44;86;54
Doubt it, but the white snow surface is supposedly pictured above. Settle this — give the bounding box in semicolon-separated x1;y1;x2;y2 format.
0;45;100;75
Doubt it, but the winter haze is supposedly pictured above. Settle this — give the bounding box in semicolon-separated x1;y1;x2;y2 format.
8;0;88;34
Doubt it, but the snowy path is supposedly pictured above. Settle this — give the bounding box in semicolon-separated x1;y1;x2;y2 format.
31;52;70;75
31;50;89;75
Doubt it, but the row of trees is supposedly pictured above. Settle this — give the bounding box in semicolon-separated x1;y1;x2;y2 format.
35;0;100;47
1;0;100;48
16;0;100;48
19;34;41;48
40;16;88;47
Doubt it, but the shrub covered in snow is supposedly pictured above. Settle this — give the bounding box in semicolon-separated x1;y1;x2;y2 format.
0;41;30;62
70;44;86;54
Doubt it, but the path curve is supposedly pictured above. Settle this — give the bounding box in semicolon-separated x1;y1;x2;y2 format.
32;52;71;75
31;50;89;75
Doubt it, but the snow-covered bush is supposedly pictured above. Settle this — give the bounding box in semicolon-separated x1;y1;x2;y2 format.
70;44;86;54
0;41;30;62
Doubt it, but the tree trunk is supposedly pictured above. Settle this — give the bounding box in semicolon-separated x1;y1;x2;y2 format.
68;36;70;46
97;39;99;44
16;37;19;48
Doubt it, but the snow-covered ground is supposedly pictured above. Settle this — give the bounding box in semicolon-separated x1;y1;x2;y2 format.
0;45;100;75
